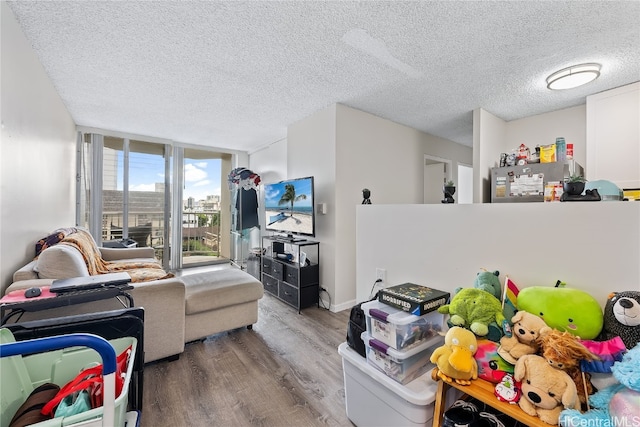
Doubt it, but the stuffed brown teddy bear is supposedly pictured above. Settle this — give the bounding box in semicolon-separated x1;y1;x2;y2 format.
514;354;580;425
497;310;550;365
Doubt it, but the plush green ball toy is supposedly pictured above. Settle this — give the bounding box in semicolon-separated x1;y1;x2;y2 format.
517;285;603;340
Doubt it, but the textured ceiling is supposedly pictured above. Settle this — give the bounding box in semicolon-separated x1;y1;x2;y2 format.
6;1;640;152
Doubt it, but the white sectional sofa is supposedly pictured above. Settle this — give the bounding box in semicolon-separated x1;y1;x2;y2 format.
3;229;263;363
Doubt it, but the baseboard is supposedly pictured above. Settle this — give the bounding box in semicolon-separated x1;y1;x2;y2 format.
332;299;356;313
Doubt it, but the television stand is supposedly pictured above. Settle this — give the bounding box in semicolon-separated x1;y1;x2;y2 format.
261;236;320;313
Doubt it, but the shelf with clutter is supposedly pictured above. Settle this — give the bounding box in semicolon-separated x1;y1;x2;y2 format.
430;271;640;427
340;264;639;427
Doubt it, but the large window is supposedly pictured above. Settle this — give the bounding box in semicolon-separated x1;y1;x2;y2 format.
78;133;231;269
103;137;168;257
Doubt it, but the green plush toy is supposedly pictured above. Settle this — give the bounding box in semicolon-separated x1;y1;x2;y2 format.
517;285;604;340
438;288;506;337
455;269;502;299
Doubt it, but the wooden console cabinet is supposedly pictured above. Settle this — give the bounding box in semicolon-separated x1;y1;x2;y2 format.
261;236;319;313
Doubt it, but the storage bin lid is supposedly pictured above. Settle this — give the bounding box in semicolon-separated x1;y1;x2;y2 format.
362;299;435;325
338;342;438;406
361;331;442;360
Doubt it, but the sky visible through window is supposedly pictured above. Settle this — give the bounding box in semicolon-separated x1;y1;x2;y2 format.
117;152;222;201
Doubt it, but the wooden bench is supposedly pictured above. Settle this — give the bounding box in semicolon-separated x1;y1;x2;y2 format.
431;370;548;427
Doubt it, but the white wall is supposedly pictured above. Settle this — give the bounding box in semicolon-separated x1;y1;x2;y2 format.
334;105;472;310
249;138;288;250
473;108;506;202
356;202;640;308
282;104;472;311
287;105;338;308
249;138;288;186
586;82;640;189
1;3;77;294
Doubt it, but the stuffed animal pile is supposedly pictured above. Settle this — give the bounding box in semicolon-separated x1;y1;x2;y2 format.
435;273;640;426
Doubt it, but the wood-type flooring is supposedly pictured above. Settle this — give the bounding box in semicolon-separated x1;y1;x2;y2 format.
141;292;353;427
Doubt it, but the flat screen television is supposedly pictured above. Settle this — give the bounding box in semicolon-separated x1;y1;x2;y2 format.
263;176;315;239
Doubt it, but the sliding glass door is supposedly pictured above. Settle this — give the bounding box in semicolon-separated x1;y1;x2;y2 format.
179;148;231;267
78;132;232;270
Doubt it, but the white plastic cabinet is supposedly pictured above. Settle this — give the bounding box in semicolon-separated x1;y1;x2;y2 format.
586;82;640;189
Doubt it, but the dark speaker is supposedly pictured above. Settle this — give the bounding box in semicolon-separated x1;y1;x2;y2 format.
272;241;285;255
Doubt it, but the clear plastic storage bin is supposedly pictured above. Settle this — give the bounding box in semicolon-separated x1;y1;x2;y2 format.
361;299;444;350
338;342;440;427
362;331;442;385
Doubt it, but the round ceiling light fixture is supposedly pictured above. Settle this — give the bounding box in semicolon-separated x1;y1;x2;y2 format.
546;63;601;90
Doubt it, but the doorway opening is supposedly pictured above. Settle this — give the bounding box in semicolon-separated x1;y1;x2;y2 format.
457;163;473;204
423;155;452;204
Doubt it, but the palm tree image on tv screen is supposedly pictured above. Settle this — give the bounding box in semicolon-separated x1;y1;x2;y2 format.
280;183;306;216
264;177;315;237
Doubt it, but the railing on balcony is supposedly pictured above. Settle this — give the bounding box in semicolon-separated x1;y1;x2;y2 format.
102;211;224;266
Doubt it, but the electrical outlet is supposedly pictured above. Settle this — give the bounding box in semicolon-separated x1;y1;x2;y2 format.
376;268;386;282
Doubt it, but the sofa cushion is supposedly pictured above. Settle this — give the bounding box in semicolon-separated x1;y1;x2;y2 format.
182;268;264;315
35;245;90;279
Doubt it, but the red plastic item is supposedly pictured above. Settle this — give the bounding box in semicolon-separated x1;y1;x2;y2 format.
494;373;522;403
0;286;56;303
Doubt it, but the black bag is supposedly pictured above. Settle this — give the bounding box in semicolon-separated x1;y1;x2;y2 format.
346;293;377;358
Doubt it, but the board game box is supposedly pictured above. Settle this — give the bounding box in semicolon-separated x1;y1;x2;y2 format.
378;283;450;316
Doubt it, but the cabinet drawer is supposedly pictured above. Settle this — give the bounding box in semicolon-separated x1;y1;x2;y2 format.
283;265;299;286
262;257;272;271
278;283;298;307
262;275;278;296
271;262;284;280
299;264;319;287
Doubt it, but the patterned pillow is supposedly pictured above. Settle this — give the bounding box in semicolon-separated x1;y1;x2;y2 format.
35;227;77;257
